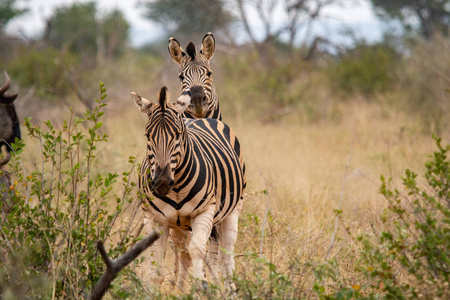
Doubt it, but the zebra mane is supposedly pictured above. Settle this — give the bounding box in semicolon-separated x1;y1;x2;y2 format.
186;42;196;59
159;86;168;113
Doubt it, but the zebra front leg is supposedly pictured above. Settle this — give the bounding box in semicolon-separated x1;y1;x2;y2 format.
170;228;192;290
143;213;169;287
218;200;243;292
189;203;215;288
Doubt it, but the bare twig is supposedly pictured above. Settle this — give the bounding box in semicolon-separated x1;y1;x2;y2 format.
88;230;160;300
236;0;257;45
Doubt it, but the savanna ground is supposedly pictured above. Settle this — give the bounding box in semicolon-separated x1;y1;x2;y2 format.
1;35;450;298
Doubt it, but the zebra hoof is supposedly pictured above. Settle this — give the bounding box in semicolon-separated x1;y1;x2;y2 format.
201;280;208;290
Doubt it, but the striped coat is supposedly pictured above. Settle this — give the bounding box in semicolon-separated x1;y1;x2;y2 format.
139;118;245;228
132;87;245;289
168;32;222;121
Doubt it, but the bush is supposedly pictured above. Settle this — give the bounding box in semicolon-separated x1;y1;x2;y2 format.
217;51;329;122
329;42;400;96
7;46;78;99
0;82;145;299
313;136;450;299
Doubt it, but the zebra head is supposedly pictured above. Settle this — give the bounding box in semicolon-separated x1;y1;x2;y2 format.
168;32;220;120
132;87;190;196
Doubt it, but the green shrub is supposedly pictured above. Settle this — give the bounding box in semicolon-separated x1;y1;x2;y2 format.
8;46;78;99
0;82;145;299
365;136;449;298
217;51;326;122
232;252;294;299
329;42;400;96
313;136;450;299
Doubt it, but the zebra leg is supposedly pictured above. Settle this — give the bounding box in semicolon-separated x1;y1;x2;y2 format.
143;213;169;287
218;200;243;291
205;227;220;284
170;228;192;290
189;203;215;287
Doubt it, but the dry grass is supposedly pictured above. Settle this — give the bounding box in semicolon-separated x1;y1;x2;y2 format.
228;98;442;283
12;72;448;296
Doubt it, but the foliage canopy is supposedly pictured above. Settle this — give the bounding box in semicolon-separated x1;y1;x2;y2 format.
370;0;450;38
141;0;233;39
0;0;27;30
44;2;129;61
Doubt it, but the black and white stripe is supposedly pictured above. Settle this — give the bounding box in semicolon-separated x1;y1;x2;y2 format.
132;87;245;289
168;33;222;120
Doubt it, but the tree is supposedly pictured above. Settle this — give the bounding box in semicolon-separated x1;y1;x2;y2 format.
140;0;233;40
44;2;129;64
370;0;450;39
45;2;98;57
0;0;28;32
236;0;339;60
102;9;129;59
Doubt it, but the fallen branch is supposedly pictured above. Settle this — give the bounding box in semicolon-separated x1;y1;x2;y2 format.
88;230;160;300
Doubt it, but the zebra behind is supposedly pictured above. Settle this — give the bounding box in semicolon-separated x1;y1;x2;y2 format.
132;87;246;289
168;32;222;120
169;32;246;284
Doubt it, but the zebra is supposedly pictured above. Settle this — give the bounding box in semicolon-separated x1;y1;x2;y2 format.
131;87;246;290
168;32;222;121
168;33;235;279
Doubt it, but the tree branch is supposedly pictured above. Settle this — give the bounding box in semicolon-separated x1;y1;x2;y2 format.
88;231;160;300
236;0;257;45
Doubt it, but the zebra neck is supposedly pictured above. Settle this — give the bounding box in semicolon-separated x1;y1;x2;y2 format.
208;91;222;120
173;132;195;180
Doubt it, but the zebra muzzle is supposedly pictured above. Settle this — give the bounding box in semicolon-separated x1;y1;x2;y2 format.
189;86;207;117
150;164;174;196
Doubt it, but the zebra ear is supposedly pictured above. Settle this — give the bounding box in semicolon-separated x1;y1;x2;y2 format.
175;91;191;114
168;37;185;65
131;92;154;115
200;32;215;60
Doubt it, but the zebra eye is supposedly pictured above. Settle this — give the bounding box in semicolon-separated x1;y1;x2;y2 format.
206;71;212;77
176;133;181;140
179;74;185;81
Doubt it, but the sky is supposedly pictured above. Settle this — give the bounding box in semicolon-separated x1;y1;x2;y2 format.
5;0;386;47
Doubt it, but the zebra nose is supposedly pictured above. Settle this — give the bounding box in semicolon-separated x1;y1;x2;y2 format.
150;164;174;195
190;86;206;104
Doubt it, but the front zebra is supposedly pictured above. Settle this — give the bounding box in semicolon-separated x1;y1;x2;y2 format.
132;87;245;290
168;32;222;120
